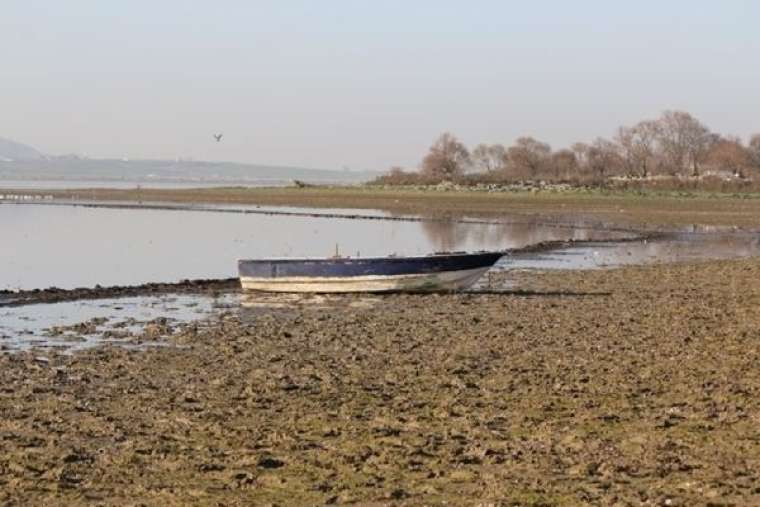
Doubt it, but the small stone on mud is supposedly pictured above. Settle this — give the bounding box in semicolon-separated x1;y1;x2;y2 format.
257;457;285;469
388;488;408;500
198;463;226;472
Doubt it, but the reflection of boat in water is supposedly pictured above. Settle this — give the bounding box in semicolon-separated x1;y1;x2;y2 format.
238;251;504;293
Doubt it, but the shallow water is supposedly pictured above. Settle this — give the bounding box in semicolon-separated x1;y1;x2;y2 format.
0;179;289;190
2;186;759;360
0;293;236;353
503;233;760;271
0;202;631;291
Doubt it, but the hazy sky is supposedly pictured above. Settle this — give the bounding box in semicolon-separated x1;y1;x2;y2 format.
2;1;759;170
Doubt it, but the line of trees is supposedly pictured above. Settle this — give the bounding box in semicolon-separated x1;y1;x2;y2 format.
380;111;760;186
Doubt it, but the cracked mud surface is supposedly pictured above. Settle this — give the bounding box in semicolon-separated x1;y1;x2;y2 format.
2;258;760;505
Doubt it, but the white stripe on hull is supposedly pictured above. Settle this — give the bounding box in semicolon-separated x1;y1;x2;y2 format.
240;266;490;293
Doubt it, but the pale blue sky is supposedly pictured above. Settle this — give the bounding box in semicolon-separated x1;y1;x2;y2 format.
2;1;758;170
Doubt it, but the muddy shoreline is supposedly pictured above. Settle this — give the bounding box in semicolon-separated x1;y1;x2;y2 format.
0;278;240;308
3;188;760;504
0;238;661;308
2;258;760;504
5;185;760;229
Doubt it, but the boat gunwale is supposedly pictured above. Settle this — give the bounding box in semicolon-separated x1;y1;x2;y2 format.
237;250;506;264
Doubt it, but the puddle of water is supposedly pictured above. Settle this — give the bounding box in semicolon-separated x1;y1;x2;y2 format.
0;293;237;353
499;233;760;271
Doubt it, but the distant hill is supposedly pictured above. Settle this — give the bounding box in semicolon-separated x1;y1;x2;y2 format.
0;137;46;161
0;138;379;184
0;158;379;185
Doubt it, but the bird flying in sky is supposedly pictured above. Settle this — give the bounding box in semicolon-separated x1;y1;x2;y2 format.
213;133;223;142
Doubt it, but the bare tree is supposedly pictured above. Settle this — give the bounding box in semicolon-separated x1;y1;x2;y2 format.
615;120;660;177
587;138;623;180
749;134;760;169
403;108;756;187
657;110;712;176
421;132;470;180
615;127;638;176
707;138;752;177
471;143;506;172
571;142;590;171
506;137;551;179
549;149;578;180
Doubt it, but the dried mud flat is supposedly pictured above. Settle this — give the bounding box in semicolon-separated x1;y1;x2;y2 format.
2;259;760;505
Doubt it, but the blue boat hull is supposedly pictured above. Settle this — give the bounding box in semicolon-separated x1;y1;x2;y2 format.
238;252;503;293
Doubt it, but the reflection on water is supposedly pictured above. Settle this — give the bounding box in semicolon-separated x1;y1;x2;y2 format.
0;203;630;290
0;293;236;353
419;219;624;253
2;202;760;291
3;230;760;354
501;233;760;271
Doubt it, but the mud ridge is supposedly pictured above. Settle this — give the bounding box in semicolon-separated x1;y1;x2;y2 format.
0;278;240;307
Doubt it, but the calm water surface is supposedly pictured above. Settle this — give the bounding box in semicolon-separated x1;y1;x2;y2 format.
3;202;760;353
2;202;760;292
0;179;288;189
1;202;631;290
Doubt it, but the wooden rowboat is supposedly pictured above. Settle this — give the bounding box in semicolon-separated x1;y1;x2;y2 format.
238;251;504;293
